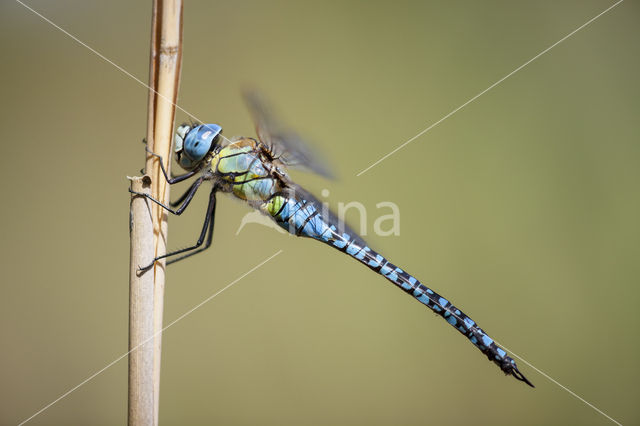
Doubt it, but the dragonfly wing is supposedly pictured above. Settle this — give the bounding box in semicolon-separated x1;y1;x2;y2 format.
243;90;334;179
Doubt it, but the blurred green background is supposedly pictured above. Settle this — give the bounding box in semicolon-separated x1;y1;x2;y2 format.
1;0;639;424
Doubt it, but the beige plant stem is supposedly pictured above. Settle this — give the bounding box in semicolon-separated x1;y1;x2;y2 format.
129;0;183;425
128;176;156;425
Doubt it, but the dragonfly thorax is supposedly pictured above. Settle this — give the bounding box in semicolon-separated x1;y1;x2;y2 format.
174;123;223;170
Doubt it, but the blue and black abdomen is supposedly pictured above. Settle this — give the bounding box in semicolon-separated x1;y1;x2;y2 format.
261;188;533;386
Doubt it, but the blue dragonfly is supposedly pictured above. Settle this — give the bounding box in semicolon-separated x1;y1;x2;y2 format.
131;91;534;387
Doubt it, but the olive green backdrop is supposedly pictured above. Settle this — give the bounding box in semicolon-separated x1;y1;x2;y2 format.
1;1;638;425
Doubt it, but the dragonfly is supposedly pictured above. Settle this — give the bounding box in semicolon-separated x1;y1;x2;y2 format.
131;91;534;387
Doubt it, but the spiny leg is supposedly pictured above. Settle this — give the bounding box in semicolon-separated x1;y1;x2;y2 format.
129;176;204;215
170;178;202;208
139;188;217;271
144;145;197;184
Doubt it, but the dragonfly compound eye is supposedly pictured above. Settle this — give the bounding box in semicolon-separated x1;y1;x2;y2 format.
178;123;222;170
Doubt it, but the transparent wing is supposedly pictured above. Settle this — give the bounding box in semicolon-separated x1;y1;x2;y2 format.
243;90;334;179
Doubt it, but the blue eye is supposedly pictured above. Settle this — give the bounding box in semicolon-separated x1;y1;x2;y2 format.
179;124;222;169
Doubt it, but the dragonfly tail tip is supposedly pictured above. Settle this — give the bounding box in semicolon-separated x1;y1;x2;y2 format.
511;365;535;388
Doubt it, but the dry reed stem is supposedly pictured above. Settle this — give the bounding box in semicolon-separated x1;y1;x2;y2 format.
129;0;183;425
128;176;156;426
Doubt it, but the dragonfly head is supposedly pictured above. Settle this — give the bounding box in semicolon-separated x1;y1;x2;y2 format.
174;123;223;170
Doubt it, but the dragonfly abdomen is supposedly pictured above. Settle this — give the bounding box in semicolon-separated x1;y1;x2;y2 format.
331;233;532;385
262;191;329;237
262;190;533;386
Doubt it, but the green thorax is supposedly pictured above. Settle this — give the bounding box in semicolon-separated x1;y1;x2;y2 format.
210;137;284;204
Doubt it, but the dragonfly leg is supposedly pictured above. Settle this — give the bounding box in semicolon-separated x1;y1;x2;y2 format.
129;176;204;215
139;188;217;271
170;179;202;208
145;145;197;184
167;199;216;265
